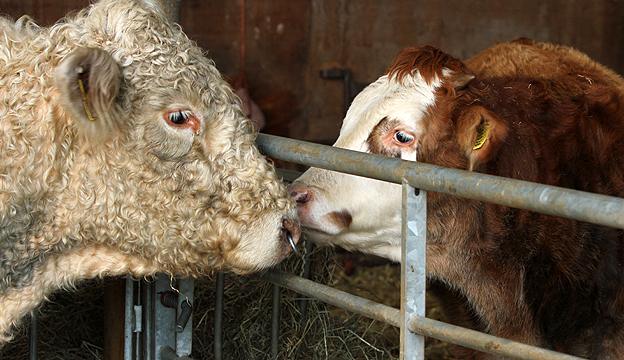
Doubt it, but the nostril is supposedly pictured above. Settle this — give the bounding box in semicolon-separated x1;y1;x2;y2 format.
289;186;311;205
293;191;309;204
281;218;301;253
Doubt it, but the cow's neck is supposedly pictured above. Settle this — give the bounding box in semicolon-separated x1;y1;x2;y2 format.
426;195;541;345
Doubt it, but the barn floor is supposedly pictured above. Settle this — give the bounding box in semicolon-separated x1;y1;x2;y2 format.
0;250;456;360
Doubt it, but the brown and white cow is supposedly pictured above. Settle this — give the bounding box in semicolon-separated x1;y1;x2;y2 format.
291;41;624;358
0;0;300;345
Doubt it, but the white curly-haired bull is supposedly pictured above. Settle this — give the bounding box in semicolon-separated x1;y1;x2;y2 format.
0;0;300;345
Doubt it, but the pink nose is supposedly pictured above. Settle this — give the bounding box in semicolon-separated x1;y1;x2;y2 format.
289;184;312;205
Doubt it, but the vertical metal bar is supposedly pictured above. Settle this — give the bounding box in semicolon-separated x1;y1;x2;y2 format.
270;284;281;359
144;280;155;360
154;276;177;359
124;277;135;360
214;272;225;360
29;313;38;360
176;279;194;357
400;180;426;359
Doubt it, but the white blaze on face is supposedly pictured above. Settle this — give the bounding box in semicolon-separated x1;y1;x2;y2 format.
293;72;439;262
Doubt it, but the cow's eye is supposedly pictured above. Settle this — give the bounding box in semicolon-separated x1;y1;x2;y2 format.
394;130;414;144
167;110;192;125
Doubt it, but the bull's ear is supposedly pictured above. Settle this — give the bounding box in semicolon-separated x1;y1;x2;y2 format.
54;47;123;141
457;106;508;171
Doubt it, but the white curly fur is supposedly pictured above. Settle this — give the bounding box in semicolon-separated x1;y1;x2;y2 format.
0;0;297;345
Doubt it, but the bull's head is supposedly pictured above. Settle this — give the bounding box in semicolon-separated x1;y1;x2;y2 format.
47;0;300;274
290;46;482;261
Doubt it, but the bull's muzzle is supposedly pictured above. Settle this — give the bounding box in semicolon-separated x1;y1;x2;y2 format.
281;217;301;254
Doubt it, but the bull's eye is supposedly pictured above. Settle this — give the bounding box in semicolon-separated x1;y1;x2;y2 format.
167;110;193;125
394;130;415;144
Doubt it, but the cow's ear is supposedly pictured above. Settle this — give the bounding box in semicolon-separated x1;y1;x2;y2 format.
55;47;123;141
457;106;508;171
448;72;475;91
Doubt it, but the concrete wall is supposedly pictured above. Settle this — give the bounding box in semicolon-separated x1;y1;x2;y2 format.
2;0;623;142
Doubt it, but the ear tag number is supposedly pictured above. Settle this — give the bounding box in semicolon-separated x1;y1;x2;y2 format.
473;120;490;150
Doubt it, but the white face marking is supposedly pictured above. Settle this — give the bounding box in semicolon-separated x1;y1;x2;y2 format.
335;73;439;152
295;71;440;261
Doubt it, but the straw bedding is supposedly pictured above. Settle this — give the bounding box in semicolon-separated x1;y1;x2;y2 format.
0;244;452;359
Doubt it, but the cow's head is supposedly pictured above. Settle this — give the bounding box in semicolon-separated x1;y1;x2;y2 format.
46;0;299;274
291;46;497;261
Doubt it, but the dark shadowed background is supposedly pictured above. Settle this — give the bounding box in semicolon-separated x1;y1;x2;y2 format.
3;0;623;144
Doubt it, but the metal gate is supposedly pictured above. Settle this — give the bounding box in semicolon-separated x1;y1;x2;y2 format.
27;133;624;359
254;133;624;360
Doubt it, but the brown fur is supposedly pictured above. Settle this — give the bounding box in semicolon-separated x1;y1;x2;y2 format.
387;46;470;85
389;43;624;358
326;210;353;230
366;118;403;158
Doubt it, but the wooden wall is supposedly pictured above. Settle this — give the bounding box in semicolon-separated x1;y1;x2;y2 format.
2;0;623;143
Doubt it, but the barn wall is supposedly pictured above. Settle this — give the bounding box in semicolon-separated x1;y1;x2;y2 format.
2;0;623;143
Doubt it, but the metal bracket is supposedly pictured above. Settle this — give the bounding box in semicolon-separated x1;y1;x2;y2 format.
319;67;366;116
124;275;195;360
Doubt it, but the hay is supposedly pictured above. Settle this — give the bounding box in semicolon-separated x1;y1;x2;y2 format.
0;279;106;360
191;245;400;360
0;243;453;359
0;244;399;360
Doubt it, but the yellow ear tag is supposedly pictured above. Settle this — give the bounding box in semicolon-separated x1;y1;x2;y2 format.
472;120;490;150
77;78;97;122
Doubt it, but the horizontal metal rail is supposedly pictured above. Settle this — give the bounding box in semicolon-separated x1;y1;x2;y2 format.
263;271;400;327
407;317;581;360
257;134;624;230
264;272;583;360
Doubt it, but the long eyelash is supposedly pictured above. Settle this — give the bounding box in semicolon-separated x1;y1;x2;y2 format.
169;110;193;122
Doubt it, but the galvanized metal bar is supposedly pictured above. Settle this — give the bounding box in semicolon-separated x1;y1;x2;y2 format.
400;182;426;359
29;313;37;360
161;346;193;360
407;316;584;360
144;280;155;360
175;279;194;357
263;271;401;327
276;168;302;183
256;134;624;230
214;272;225;360
154;276;177;359
270;284;281;359
263;271;582;360
135;281;143;360
124;277;135;360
